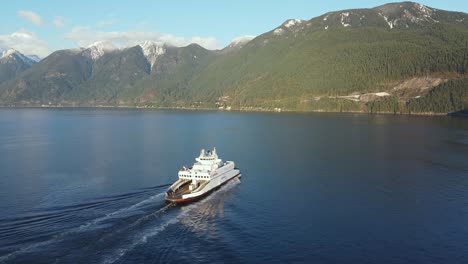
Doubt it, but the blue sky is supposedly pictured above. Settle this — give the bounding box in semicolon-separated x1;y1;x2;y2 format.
0;0;467;57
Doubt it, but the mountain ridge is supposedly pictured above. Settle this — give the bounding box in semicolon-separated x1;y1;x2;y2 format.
0;1;467;114
0;49;39;86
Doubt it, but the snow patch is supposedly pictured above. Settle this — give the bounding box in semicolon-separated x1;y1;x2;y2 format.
229;35;255;47
341;12;351;27
139;41;166;69
415;3;433;17
375;92;390;97
323;14;329;21
377;3;438;29
325;25;329;30
284;19;303;28
1;49;17;58
273;28;284;35
0;48;37;65
85;41;118;60
380;13;395;29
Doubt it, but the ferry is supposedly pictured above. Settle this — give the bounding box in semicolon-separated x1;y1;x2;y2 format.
165;148;241;204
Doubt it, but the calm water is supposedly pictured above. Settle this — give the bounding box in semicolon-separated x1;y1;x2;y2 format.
0;109;467;264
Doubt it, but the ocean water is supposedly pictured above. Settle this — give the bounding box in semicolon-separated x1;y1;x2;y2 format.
0;108;467;263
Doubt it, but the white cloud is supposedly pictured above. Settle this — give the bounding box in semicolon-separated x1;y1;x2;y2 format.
53;16;66;28
17;10;44;26
0;29;50;57
64;26;220;50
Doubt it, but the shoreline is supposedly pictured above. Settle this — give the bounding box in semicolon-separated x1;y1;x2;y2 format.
0;104;456;117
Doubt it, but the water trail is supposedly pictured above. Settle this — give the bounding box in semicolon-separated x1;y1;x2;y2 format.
0;189;165;240
71;192;165;233
94;199;175;245
0;188;156;228
0;188;169;263
101;179;241;264
101;213;178;264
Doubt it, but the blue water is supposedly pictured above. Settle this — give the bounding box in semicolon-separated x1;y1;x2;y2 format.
0;109;467;263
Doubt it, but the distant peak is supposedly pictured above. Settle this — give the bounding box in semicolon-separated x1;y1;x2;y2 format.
283;19;304;28
138;41;166;69
272;18;305;36
374;1;435;17
84;41;118;60
1;48;19;58
86;41;118;50
374;1;437;29
139;40;165;49
230;35;255;46
0;48;38;66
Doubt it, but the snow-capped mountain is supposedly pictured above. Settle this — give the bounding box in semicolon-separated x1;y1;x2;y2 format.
84;41;119;60
1;1;467;115
81;40;167;68
0;49;39;85
139;41;166;69
272;19;306;35
375;2;438;29
1;49;38;66
224;35;256;51
26;55;41;63
317;2;467;30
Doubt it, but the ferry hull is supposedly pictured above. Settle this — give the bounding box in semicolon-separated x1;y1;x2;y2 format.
166;173;241;204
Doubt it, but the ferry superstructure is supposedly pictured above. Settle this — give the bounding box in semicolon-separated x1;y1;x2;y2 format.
165;148;240;204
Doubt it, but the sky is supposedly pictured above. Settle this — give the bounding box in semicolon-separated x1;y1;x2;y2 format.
0;0;467;57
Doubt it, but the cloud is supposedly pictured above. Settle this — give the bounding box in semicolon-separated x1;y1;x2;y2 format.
53;16;66;28
17;10;44;26
64;26;220;50
0;29;50;57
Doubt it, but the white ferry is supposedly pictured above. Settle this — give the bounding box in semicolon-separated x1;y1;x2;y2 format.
165;148;241;204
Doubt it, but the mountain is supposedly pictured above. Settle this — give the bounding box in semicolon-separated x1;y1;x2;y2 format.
187;2;468;112
65;46;151;104
139;41;166;70
0;1;467;114
0;49;39;85
0;42;216;105
84;41;119;60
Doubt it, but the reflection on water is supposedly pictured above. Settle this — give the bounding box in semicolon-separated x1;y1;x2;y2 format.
180;178;241;237
0;109;467;264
